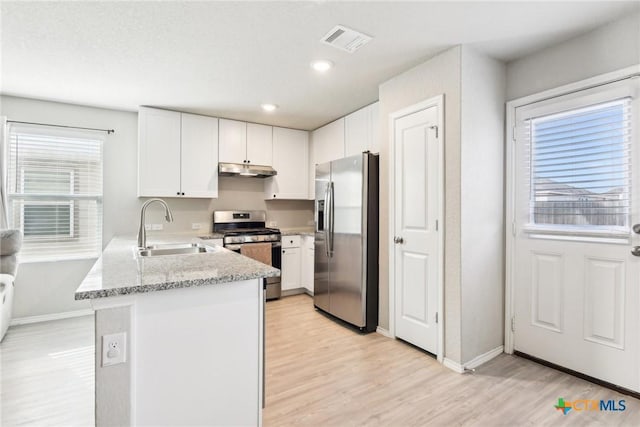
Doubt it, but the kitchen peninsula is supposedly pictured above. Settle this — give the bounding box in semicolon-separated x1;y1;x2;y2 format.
75;235;279;426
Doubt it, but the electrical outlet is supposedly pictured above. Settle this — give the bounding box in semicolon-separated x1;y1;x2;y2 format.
102;332;127;367
268;221;277;227
191;223;202;230
152;223;163;231
144;224;152;231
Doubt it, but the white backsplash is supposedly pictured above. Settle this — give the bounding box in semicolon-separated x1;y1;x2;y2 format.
143;177;314;235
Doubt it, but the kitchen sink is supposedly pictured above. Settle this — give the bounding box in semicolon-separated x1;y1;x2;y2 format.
137;243;209;257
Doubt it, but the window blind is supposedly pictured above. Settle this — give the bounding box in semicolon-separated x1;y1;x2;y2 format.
525;98;631;231
7;123;104;262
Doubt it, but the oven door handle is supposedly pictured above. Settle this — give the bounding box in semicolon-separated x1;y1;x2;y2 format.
225;242;281;251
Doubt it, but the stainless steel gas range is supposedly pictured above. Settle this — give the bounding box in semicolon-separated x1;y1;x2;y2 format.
213;211;282;300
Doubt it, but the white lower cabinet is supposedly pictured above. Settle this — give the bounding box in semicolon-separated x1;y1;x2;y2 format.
281;247;301;291
301;235;315;294
279;235;314;295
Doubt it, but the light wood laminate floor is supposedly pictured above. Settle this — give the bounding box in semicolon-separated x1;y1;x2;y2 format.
263;294;640;426
1;294;639;426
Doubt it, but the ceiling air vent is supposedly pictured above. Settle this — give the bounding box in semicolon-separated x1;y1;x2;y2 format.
321;25;372;53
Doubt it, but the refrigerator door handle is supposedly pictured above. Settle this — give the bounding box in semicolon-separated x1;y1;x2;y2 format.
324;182;331;258
328;181;335;256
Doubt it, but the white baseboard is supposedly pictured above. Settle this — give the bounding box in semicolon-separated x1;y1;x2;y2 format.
465;345;504;370
376;326;392;338
443;345;504;374
10;309;94;326
443;358;465;373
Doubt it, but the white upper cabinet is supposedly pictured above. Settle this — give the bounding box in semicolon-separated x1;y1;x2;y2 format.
219;119;273;166
138;107;182;198
309;118;345;200
180;113;219;198
246;123;273;166
370;102;380;154
265;127;308;200
312;117;345;166
139;108;219;198
219;119;247;164
345;102;380;157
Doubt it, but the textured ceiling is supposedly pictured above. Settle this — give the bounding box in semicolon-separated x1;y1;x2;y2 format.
1;1;637;130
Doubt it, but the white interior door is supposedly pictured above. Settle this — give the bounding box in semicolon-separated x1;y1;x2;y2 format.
512;79;640;391
393;103;441;355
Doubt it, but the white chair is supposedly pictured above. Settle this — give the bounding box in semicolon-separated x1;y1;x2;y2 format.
0;229;22;342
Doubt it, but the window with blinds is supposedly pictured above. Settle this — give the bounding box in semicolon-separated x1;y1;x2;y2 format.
7;124;104;262
527;98;631;233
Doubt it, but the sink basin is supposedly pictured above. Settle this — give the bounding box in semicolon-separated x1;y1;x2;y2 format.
137;243;209;257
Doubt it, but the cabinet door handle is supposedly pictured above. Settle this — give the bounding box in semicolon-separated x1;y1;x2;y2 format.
247;160;251;163
176;191;180;195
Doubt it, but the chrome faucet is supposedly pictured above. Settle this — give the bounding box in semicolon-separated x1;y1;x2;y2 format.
137;198;174;249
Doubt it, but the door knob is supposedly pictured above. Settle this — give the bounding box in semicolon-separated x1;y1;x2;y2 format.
632;246;640;257
394;236;404;244
633;224;640;234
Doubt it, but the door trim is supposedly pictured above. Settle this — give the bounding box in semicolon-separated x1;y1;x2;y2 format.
504;64;640;355
388;94;445;363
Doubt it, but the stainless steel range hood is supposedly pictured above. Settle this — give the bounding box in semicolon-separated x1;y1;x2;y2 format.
218;162;277;178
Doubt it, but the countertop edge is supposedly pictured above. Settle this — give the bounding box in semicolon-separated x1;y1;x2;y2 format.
75;269;280;300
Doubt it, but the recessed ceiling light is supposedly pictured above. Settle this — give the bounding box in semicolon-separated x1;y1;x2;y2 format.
261;103;278;112
311;60;334;73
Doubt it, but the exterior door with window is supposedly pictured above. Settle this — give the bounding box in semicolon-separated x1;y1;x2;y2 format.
513;79;640;391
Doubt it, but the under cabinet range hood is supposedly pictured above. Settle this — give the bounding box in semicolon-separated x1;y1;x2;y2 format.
218;162;277;178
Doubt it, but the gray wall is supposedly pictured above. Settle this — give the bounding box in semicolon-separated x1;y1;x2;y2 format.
506;11;640;100
460;46;506;364
95;306;131;427
378;46;506;365
1;95;313;318
378;46;463;362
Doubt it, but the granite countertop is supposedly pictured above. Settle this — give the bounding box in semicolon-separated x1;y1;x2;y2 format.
75;235;280;300
280;227;315;237
197;232;224;239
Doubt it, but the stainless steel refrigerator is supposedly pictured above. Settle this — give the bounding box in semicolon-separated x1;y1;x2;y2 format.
314;152;379;332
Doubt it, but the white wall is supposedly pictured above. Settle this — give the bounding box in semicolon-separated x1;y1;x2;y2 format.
506;12;640;100
1;96;313;318
379;46;463;362
460;46;506;364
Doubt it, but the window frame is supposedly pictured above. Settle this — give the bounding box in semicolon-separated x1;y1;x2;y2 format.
514;78;637;242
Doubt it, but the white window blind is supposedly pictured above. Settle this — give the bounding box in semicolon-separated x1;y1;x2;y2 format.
525;98;631;233
7;123;104;262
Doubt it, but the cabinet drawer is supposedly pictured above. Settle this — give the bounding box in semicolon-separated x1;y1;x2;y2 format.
281;235;301;248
